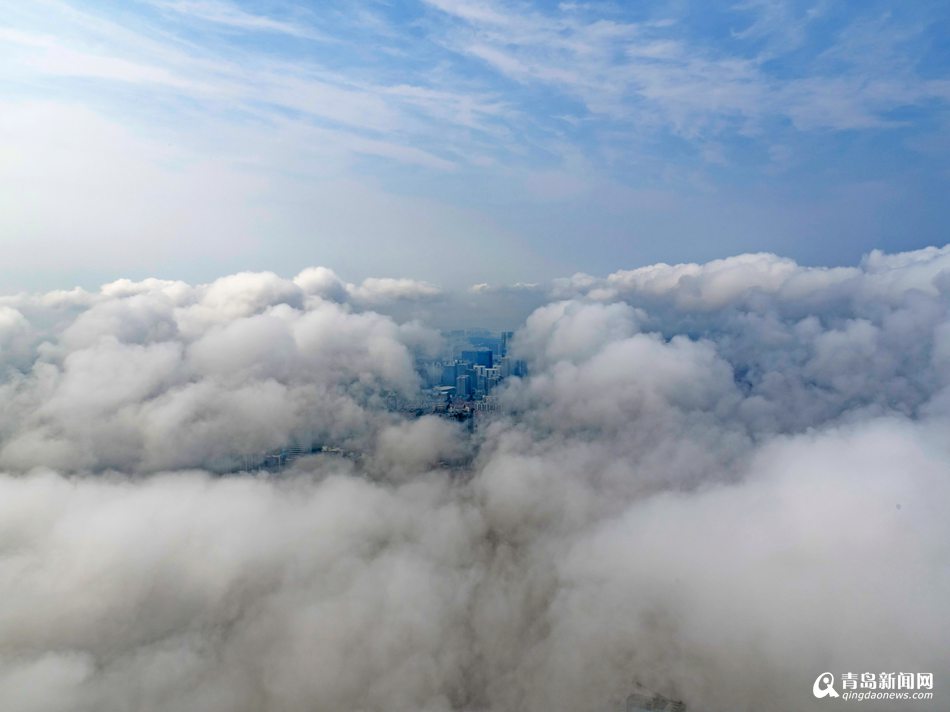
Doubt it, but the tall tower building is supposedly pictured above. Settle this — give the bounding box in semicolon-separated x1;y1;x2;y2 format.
501;331;514;357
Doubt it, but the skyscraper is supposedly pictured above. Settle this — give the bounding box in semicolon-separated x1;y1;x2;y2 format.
440;362;458;387
461;349;492;368
501;331;514;357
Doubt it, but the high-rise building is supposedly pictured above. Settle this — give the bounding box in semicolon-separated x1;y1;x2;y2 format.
461;349;492;368
501;331;514;357
421;361;443;388
440;362;458;387
455;374;471;398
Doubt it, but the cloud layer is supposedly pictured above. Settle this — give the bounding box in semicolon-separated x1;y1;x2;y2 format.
1;246;949;711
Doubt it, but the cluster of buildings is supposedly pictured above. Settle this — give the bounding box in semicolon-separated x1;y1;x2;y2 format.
231;330;528;473
232;443;351;473
416;330;527;409
382;329;528;424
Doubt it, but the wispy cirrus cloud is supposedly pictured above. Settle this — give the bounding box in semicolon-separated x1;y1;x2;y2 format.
0;0;948;290
423;0;950;137
147;0;326;39
0;3;507;169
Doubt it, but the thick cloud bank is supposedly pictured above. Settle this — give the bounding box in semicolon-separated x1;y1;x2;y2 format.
1;248;949;711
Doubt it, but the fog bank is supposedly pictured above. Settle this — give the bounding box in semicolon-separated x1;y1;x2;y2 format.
1;247;949;711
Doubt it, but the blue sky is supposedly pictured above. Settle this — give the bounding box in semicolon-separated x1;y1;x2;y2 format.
1;0;949;290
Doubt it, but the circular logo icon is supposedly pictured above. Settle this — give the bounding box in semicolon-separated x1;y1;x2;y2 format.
813;672;840;699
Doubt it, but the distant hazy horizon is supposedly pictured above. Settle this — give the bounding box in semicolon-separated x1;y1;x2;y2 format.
4;243;950;333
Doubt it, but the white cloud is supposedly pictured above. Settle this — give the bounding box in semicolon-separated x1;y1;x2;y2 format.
150;0;325;39
348;277;443;305
424;0;950;137
0;269;431;473
0;246;949;709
